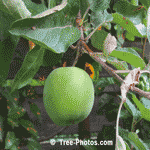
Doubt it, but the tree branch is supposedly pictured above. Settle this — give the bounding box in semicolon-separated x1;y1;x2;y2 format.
81;42;150;100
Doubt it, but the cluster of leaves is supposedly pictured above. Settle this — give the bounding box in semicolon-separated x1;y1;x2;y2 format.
0;0;150;149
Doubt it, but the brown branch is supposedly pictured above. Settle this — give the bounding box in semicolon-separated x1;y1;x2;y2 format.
81;42;150;100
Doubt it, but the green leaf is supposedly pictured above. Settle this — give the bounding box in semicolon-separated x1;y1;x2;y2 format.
8;103;26;119
31;79;45;86
0;0;31;19
91;30;109;51
128;132;149;150
20;119;35;128
0;116;4;143
113;1;147;37
20;119;38;139
112;13;146;38
9;26;81;53
5;131;16;149
10;46;45;93
110;48;146;69
7;118;19;128
131;94;150;121
9;0;89;53
28;101;42;121
27;138;42;150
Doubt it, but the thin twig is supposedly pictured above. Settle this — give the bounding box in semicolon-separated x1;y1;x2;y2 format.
72;10;85;66
72;40;82;66
81;43;150;100
116;99;124;150
82;6;91;21
85;22;104;42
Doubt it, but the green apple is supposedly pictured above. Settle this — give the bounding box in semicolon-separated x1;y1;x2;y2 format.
43;67;94;126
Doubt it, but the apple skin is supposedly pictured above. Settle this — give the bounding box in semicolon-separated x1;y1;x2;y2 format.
43;67;94;126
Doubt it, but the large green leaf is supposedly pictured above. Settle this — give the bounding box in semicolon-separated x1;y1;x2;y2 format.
9;25;81;53
10;45;45;93
109;47;146;69
9;0;90;53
